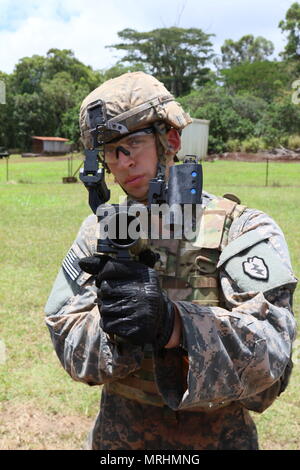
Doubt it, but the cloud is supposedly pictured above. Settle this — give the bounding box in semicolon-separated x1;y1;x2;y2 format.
0;1;126;72
0;0;292;73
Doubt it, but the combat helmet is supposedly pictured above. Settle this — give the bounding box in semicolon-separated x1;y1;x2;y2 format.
79;71;192;165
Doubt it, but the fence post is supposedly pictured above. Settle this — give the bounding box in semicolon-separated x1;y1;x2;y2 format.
6;156;9;182
265;158;269;187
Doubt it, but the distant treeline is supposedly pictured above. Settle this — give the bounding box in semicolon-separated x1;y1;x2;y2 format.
1;2;300;153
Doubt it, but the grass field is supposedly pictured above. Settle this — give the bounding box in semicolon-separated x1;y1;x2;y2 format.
0;154;299;449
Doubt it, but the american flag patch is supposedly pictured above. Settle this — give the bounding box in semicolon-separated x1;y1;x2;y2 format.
62;248;81;281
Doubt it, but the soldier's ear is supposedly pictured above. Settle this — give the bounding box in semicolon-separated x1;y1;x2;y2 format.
166;129;181;155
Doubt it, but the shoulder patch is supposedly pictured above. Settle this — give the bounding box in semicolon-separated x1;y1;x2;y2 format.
62;248;82;281
243;256;269;280
220;240;296;293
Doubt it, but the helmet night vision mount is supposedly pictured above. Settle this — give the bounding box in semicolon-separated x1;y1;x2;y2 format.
87;99;129;148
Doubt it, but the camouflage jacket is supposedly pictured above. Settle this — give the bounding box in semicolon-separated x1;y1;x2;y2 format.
45;191;297;413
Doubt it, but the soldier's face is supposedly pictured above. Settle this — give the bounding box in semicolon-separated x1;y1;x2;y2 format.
105;133;158;201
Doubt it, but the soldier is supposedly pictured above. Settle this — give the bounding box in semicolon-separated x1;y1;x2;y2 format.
45;71;297;450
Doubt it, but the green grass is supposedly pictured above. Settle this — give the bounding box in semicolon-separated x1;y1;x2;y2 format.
0;153;85;184
202;159;300;188
0;156;299;449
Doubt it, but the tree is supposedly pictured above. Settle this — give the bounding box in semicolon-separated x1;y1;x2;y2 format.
11;55;46;94
101;62;147;81
0;72;14;148
254;92;300;144
107;27;215;96
11;49;102;97
221;60;293;102
178;86;259;153
279;2;300;61
220;35;274;68
12;92;48;150
45;48;102;89
5;49;104;150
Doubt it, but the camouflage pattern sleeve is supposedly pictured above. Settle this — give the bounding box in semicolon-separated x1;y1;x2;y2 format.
45;214;144;386
154;209;297;411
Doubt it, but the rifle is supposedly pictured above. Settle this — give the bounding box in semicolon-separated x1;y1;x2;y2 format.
79;100;203;272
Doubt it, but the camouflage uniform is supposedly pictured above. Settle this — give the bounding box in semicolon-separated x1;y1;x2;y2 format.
45;190;297;450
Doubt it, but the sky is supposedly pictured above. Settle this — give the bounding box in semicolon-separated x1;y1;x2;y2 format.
0;0;296;73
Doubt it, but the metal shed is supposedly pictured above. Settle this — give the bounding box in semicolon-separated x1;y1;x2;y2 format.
31;136;71;155
177;118;210;161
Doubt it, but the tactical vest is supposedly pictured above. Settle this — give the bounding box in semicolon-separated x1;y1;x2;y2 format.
107;195;248;409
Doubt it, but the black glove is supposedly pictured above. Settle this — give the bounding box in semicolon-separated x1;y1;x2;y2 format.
79;255;175;348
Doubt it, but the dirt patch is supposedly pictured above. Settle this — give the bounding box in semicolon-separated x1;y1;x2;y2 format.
14;155;82;164
208;152;300;163
0;401;93;450
9;152;300;164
